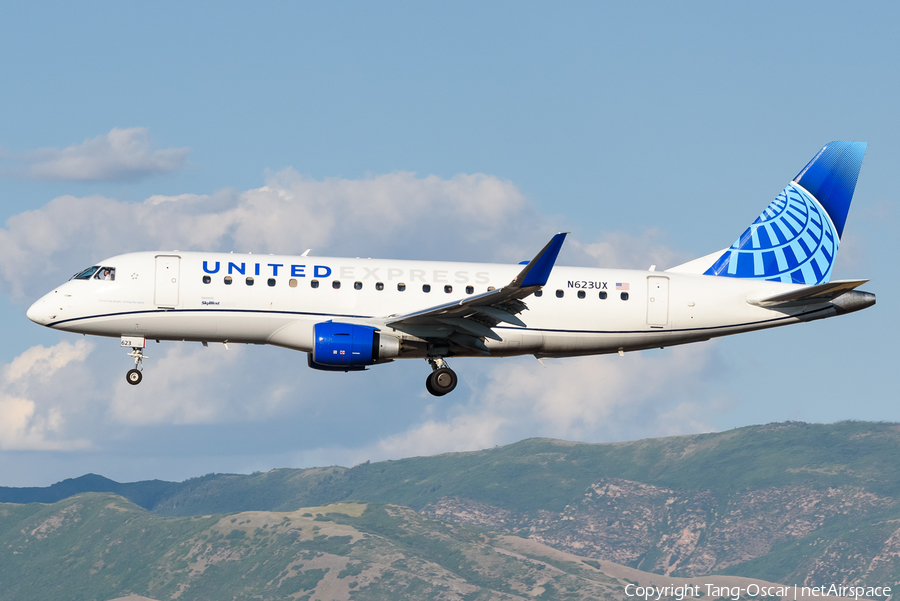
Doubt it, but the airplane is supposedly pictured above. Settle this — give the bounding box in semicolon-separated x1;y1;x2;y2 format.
26;141;874;396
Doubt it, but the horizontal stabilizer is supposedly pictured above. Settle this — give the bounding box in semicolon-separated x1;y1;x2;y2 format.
748;279;868;308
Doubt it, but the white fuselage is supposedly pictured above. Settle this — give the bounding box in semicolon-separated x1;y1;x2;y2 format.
27;251;841;359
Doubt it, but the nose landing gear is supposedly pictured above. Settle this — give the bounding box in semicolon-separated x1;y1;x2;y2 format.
126;367;143;385
125;346;147;386
426;357;458;396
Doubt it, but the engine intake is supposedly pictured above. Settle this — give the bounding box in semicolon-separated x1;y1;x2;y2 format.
309;321;400;370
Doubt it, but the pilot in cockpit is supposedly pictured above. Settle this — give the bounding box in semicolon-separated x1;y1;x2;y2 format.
94;267;115;281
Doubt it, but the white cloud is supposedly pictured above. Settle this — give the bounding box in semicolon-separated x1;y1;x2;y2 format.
108;344;301;425
571;228;692;271
4;127;190;182
0;169;723;466
1;168;693;303
306;343;729;467
0;340;94;450
365;411;507;461
0;170;551;300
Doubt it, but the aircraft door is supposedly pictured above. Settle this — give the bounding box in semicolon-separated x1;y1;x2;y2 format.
155;255;181;307
646;276;669;327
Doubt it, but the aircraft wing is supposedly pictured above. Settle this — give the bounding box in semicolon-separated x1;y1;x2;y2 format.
385;233;568;353
748;279;869;308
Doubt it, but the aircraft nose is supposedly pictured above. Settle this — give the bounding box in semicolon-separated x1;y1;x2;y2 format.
26;298;46;324
26;294;58;326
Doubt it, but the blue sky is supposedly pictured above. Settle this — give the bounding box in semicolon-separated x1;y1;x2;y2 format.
0;2;896;486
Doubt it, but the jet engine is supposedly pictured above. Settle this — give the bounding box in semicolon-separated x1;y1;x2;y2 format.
308;321;400;371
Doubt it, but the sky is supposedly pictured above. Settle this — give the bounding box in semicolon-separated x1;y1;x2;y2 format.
0;2;897;486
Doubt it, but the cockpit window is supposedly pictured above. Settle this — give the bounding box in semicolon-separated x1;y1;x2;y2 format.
94;267;116;281
71;266;101;280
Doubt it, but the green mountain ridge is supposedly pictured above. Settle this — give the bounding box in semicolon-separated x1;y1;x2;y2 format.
7;421;900;513
2;421;899;595
0;492;853;601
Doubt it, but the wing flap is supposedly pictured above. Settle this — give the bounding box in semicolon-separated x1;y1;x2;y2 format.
385;233;567;352
437;317;503;341
748;279;869;308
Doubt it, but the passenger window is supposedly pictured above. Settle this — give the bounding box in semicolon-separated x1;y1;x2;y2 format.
376;282;384;291
444;285;452;293
224;276;233;285
466;286;474;294
397;283;406;291
94;267;116;281
487;286;496;291
311;280;319;288
267;278;276;287
246;277;254;286
556;290;564;298
422;284;431;293
333;281;341;289
534;290;543;297
71;266;100;280
577;290;585;299
621;292;629;301
202;276;211;284
599;291;607;300
354;281;363;290
289;279;297;287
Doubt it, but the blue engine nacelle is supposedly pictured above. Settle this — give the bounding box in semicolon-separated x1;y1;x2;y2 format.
308;321;400;371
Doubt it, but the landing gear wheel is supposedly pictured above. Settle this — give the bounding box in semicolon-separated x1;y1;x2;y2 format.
427;367;457;396
126;369;143;385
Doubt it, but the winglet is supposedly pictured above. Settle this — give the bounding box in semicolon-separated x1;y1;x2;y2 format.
515;233;568;288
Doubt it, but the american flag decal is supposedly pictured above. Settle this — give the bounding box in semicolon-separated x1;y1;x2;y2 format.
616;282;629;290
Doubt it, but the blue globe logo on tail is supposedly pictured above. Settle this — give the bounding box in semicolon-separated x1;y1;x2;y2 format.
704;141;866;285
705;184;836;284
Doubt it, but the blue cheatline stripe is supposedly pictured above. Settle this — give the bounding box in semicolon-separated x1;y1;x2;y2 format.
48;305;835;339
47;308;378;328
493;306;834;335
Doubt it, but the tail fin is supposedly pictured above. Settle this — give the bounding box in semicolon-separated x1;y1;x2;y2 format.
704;141;866;285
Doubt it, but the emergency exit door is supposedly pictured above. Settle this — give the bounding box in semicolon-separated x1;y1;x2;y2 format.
646;276;669;327
154;255;181;307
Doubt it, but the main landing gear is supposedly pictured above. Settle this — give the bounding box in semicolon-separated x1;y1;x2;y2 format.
425;357;458;396
125;347;146;385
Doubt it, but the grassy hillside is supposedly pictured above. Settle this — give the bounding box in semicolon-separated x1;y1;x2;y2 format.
1;492;837;601
3;421;900;589
5;421;898;516
0;493;633;601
